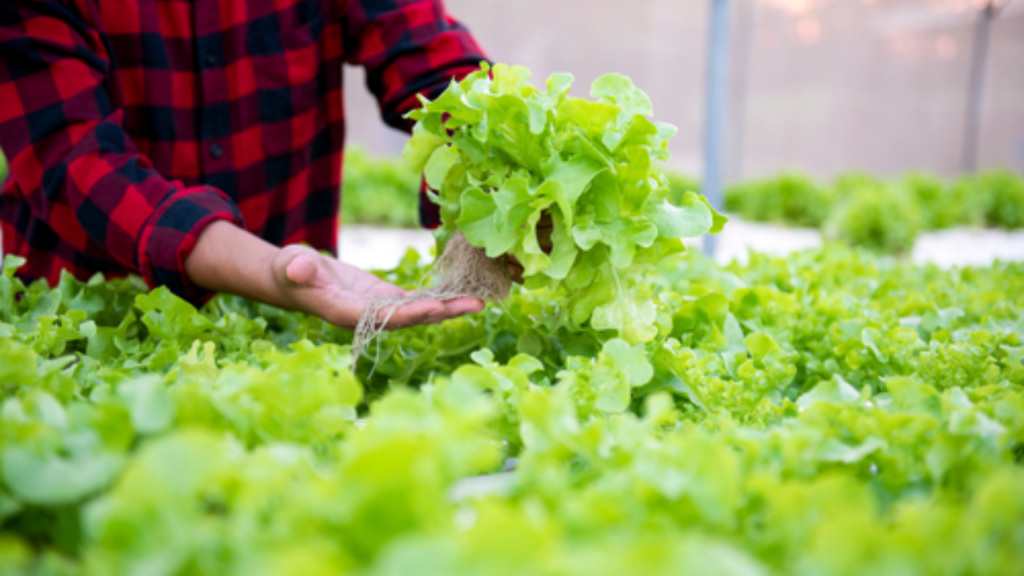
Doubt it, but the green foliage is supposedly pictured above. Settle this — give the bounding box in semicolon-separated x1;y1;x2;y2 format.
341;147;420;228
339;143;1022;257
404;63;724;343
902;171;962;230
3;241;1023;574
942;170;1024;230
829;181;923;254
2;65;1023;575
725;172;834;228
663;169;701;206
0;148;8;185
725;169;1024;253
976;169;1024;229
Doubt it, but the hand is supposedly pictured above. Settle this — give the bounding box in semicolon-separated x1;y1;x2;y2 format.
271;245;484;330
185;222;484;331
507;213;554;284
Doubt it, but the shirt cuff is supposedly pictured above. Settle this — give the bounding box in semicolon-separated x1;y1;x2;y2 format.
392;63;492;132
137;186;246;304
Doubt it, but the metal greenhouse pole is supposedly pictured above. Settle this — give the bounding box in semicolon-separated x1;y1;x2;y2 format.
961;0;996;173
702;0;731;257
961;0;1014;172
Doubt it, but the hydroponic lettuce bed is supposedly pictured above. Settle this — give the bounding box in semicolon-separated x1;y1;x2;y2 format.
3;63;1023;575
1;243;1022;576
338;219;1024;271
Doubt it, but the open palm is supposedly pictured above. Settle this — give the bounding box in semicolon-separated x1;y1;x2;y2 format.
270;245;484;330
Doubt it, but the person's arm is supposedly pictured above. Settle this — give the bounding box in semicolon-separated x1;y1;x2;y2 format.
340;0;489;132
0;1;481;328
184;221;483;329
212;0;490;324
341;0;489;232
0;1;243;302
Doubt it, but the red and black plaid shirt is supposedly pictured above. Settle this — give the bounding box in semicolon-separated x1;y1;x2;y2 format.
0;0;484;301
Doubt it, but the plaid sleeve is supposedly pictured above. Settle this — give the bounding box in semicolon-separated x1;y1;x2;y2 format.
0;1;244;302
341;0;489;130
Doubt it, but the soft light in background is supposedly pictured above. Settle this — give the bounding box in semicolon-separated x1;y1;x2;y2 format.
343;0;1024;180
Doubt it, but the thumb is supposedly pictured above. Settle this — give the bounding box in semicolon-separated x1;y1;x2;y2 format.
285;253;319;285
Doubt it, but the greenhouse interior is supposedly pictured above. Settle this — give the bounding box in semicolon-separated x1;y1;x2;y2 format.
0;0;1023;574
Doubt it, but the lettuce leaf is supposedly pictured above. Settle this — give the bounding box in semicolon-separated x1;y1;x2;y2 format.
405;64;724;342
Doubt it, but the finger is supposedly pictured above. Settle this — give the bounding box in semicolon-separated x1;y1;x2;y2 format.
420;298;485;325
440;297;485;317
285;254;318;285
398;297;484;327
383;299;447;328
423;295;483;323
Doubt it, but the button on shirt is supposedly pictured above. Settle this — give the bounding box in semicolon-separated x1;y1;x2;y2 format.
0;0;486;301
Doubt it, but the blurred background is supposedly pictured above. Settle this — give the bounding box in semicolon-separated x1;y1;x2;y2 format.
344;0;1024;180
338;0;1024;266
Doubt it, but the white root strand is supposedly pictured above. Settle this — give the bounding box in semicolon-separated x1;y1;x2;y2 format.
351;232;511;370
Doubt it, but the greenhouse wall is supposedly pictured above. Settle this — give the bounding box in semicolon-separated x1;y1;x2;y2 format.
343;0;1024;181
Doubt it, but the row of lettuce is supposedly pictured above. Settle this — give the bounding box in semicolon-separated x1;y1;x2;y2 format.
341;148;422;228
720;169;1024;253
342;146;1024;253
5;145;1022;256
1;244;1022;575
